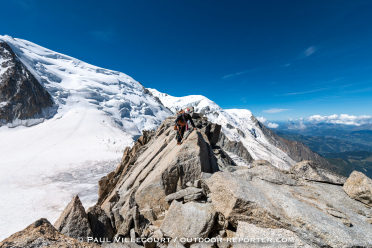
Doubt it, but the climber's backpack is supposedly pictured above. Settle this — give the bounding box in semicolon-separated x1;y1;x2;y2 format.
174;111;186;130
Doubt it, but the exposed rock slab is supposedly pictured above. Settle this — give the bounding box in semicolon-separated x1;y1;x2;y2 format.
343;171;372;207
165;187;204;202
290;160;346;185
206;171;372;247
248;163;297;186
160;201;216;241
0;218;99;248
233;221;311;247
54;195;93;240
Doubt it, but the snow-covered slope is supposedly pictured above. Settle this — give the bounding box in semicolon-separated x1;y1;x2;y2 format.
0;35;171;240
0;35;170;131
149;88;297;169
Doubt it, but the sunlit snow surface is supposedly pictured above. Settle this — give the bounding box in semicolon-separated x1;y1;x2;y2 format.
0;35;171;240
149;88;296;170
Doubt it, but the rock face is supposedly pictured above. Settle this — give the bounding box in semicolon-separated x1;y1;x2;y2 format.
0;218;99;248
54;195;93;240
0;41;53;124
234;221;311;248
87;205;115;242
98;114;220;228
217;132;254;164
343;171;372;207
97;130;156;205
206;169;372;247
160;201;216;241
290;160;347;185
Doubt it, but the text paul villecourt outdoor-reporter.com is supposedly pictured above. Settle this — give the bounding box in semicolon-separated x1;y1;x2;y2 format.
81;236;296;244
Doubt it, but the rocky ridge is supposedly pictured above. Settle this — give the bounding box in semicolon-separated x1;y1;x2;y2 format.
149;88;330;171
2;113;372;247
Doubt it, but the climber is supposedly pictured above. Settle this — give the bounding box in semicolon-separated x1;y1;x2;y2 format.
175;108;196;145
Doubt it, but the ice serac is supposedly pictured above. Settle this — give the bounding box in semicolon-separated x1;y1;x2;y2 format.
0;41;54;125
149;88;330;170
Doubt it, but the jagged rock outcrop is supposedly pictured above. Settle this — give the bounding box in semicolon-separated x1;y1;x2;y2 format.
87;205;115;242
343;171;372;207
290;160;347;185
0;218;99;248
54;195;93;240
98;115;219;229
251;115;331;169
0;41;53;124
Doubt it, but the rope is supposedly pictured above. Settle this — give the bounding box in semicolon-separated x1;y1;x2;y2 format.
176;126;212;159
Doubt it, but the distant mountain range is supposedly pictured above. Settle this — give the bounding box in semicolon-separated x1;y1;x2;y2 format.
324;151;372;178
275;123;372;178
276;130;372;155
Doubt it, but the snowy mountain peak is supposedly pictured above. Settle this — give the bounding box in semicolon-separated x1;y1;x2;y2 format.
0;35;171;133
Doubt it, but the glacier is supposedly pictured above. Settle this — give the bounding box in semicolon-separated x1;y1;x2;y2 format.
0;35;171;240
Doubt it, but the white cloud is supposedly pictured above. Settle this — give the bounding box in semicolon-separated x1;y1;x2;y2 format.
257;116;279;129
307;114;372;126
267;122;279;128
257;116;267;123
263;108;290;113
304;46;316;57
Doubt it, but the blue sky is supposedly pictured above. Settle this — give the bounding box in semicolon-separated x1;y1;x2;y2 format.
1;0;371;120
